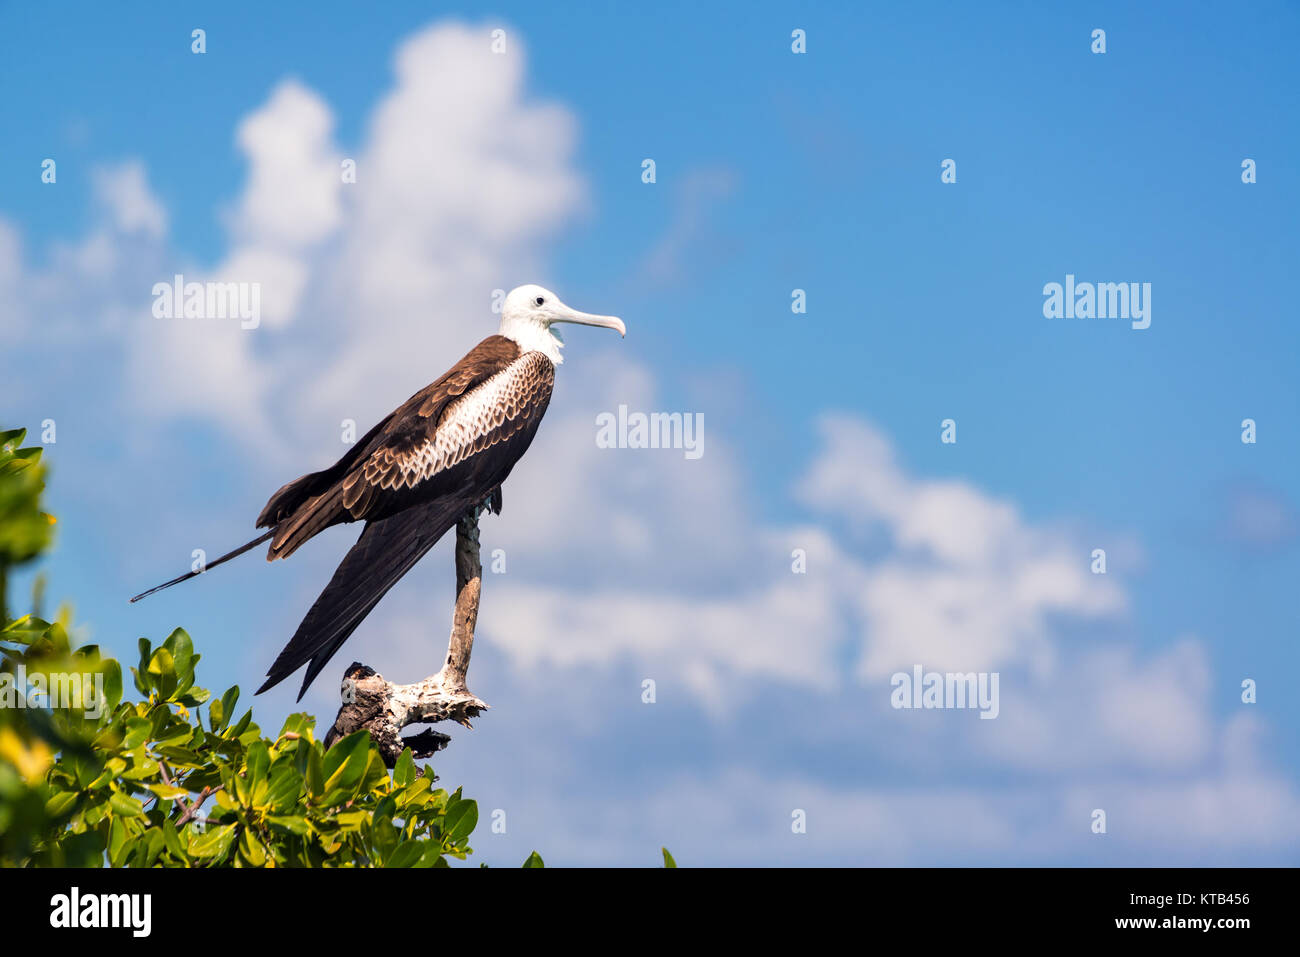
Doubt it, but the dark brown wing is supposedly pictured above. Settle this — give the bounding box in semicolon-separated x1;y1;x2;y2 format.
257;335;522;559
255;497;464;699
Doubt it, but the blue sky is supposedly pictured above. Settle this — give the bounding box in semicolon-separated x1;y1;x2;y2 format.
3;1;1298;864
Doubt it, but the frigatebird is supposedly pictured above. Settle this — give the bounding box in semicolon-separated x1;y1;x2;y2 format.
131;285;625;699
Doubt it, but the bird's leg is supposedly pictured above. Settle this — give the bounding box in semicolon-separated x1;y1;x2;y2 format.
479;486;503;517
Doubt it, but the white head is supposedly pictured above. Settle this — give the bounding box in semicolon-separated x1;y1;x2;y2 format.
498;284;625;365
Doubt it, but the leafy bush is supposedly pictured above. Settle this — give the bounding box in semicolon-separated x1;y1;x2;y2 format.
0;428;484;867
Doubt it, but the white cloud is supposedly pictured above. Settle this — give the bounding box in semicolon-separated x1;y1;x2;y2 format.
479;411;1126;697
1;159;171;354
486;353;759;588
973;638;1214;773
91;161;168;240
798;415;1125;678
0;218;24;340
227;80;342;250
488;578;844;709
31;22;591;467
296;23;584;429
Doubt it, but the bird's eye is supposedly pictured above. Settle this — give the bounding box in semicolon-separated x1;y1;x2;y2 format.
534;296;545;306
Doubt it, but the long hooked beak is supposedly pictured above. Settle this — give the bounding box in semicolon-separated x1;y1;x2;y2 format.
551;302;626;337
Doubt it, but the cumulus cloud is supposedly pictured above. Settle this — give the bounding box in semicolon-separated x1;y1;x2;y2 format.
1;158;171;353
226;80;343;250
291;24;584;430
16;21;588;467
798;415;1125;678
91;161;168;239
478;411;1127;699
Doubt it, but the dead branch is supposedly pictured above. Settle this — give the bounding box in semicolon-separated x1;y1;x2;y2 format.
325;510;489;765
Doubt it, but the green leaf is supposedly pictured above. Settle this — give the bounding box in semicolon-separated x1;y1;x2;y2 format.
423;845;448;868
162;819;186;860
245;740;270;806
177;684;210;706
522;851;545;868
360;750;388;795
148;647;178;700
212;685;239;733
393;748;416;787
372;794;396;825
163;628;194;682
239;828;267;867
321;731;370;804
385;841;424;868
442;798;478;846
305;743;324;799
229;708;254;738
43;790;79;818
107;817;128;864
372;812;398;858
662;847;677;868
146;782;190;801
156;746;203;768
335;808;368;830
82;795;111;827
109;791;144;817
395;776;430;810
101;659;123;712
265;763;303;811
265;814;310;836
276;711;312;742
136;828;166;867
147;647;174;676
188;822;237;860
122;716;151;750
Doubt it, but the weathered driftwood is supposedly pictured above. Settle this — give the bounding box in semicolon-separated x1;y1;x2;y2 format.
325;511;489;764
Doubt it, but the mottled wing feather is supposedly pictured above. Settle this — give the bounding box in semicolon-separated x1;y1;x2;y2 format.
342;352;554;518
417;366;480;416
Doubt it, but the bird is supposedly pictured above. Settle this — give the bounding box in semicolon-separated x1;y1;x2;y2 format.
131;285;625;699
